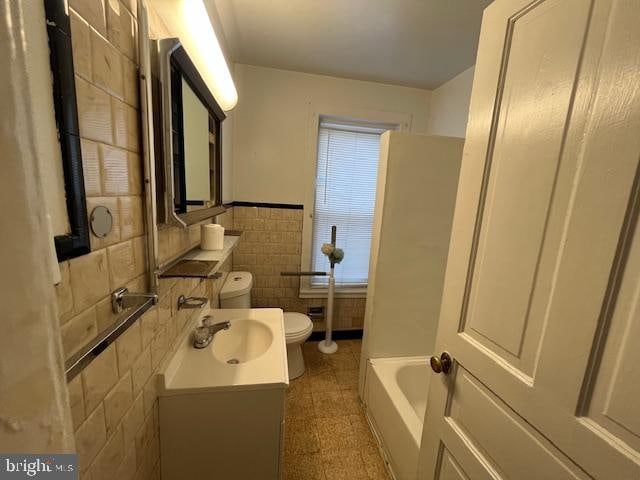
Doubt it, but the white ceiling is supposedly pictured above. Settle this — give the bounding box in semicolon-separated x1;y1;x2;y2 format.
211;0;492;90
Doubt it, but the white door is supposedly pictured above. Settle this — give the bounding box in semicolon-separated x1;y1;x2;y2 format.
418;0;640;479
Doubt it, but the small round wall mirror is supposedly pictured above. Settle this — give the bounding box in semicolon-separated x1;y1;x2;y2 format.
90;206;113;238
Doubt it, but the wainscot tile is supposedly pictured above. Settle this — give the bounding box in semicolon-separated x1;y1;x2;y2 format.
82;344;119;413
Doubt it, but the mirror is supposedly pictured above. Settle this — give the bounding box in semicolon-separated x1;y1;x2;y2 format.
154;38;225;227
89;206;113;238
181;79;217;211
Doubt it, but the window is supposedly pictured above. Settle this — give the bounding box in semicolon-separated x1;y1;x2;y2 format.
310;118;394;289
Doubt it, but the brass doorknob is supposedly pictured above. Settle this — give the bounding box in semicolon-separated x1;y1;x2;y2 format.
430;352;453;375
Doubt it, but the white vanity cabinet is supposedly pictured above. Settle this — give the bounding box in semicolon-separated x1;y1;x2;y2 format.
159;385;286;480
157;308;289;480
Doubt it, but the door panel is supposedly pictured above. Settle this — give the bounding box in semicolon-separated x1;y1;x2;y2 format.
437;367;589;480
585;206;640;452
466;0;591;373
437;449;469;480
420;0;640;478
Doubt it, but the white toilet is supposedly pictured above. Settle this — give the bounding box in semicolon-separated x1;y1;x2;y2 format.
220;271;313;379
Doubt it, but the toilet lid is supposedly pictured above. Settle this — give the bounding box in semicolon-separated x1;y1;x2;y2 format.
284;312;312;336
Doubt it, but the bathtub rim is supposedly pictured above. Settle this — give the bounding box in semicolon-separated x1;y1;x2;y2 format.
368;355;429;446
364;355;431;480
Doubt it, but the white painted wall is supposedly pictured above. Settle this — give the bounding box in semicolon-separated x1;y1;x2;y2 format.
360;132;463;365
427;66;475;138
231;64;432;204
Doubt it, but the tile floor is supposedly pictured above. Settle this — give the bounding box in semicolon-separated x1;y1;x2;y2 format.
283;339;391;480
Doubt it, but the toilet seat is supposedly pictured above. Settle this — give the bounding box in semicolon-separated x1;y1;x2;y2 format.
284;312;313;343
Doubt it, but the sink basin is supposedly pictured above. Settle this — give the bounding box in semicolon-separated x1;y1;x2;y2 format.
211;319;273;364
158;308;288;394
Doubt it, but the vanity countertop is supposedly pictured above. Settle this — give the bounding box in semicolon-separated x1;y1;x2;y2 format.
157;307;289;396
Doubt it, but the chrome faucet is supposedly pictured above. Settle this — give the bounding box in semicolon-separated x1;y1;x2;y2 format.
178;295;208;310
192;316;231;349
111;288;159;314
207;321;231;336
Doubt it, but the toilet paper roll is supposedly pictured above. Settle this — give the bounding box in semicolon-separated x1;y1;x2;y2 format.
201;224;225;250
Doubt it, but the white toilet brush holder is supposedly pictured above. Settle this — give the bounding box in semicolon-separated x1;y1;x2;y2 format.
318;226;340;355
318;268;338;354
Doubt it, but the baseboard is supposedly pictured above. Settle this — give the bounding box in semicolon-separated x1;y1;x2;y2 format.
309;329;363;341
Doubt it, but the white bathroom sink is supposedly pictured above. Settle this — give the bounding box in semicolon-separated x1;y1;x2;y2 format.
158;308;289;395
211;319;273;364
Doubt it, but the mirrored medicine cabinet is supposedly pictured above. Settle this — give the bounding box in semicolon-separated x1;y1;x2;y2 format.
152;38;226;228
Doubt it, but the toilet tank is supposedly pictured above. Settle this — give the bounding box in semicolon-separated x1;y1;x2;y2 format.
220;271;253;308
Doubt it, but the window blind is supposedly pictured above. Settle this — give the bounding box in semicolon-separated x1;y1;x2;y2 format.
311;120;391;287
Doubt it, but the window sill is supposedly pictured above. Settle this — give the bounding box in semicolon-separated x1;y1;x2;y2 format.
299;287;367;299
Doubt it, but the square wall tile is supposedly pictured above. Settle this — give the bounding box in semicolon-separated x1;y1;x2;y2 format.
157;228;172;264
122;58;139;108
115;321;142;374
107;240;136;290
70;0;106;36
157;277;176;300
121;392;144;448
132;235;147;277
69;249;110;311
70;9;92;81
141;376;157;416
127;151;143;193
103;373;133;435
90;426;125;480
126;274;148;295
68;374;86;430
75;404;107;472
157;294;171;330
126;104;140;152
150;327;168;370
61;306;98;359
82;344;119;413
100;144;129;195
111;98;140;152
76;76;112;144
234;206;257;219
119;196;144;240
96;295;118;333
134;411;155;464
139;308;159;347
115;447;137;480
91;29;124;99
81;139;101;196
106;0;137;61
131;347;151;395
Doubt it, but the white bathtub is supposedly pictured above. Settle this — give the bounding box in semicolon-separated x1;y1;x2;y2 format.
364;357;430;480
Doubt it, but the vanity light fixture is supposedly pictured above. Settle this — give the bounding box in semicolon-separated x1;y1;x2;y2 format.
153;0;238;111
